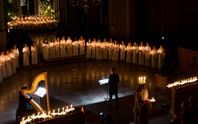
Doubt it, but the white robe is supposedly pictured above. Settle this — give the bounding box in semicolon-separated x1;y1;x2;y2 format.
132;46;138;64
0;62;3;83
108;42;114;61
42;43;49;60
86;42;92;58
138;46;145;66
5;55;12;77
49;42;56;59
157;47;165;69
66;39;72;57
96;42;102;60
0;56;7;78
126;45;132;63
22;46;30;66
113;44;119;61
31;46;38;64
101;43;108;60
91;41;96;59
79;39;85;55
120;44;126;61
60;40;66;58
55;41;60;58
144;46;151;67
150;49;157;68
9;53;16;74
13;48;19;68
72;41;79;56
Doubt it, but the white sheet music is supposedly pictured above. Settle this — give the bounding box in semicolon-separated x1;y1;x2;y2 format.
98;78;109;85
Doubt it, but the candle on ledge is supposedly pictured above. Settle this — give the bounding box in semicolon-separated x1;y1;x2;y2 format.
57;108;60;113
62;107;65;112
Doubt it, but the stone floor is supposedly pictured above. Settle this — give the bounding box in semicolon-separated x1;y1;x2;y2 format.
0;58;177;124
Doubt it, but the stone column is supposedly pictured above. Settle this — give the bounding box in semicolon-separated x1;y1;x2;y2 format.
0;0;7;50
108;0;132;39
34;0;38;15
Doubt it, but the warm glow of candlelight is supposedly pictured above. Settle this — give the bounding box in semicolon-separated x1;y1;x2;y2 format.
167;76;198;88
20;104;76;124
138;76;146;84
149;97;156;102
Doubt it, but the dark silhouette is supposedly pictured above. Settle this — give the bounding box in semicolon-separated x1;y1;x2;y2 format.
108;68;119;109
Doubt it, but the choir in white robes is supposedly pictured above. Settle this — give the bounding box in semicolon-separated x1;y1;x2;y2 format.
22;44;30;66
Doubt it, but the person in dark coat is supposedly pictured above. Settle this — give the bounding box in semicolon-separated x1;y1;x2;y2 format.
108;67;119;109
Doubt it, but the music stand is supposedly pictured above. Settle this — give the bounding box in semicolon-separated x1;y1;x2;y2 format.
98;78;109;100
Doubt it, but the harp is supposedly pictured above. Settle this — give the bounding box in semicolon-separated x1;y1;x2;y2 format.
18;72;86;124
20;72;50;114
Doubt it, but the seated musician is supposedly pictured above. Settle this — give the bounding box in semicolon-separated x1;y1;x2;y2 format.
16;86;34;120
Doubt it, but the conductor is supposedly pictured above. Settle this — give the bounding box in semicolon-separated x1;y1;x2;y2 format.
108;67;119;109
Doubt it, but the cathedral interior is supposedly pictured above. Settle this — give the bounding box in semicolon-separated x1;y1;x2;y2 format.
0;0;198;124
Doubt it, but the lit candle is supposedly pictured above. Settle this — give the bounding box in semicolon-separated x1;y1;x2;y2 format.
65;106;69;112
62;107;65;111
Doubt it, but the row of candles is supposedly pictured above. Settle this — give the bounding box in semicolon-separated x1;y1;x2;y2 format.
166;76;198;88
7;16;57;30
10;16;55;21
20;105;75;124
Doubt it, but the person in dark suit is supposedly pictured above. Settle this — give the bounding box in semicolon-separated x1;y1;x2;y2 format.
108;67;119;109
